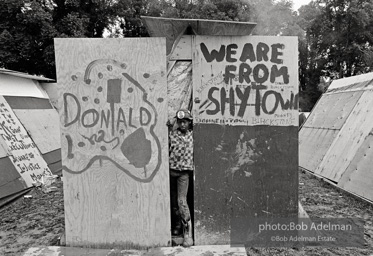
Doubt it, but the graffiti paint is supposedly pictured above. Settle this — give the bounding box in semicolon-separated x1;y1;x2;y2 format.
194;36;299;126
60;59;163;183
0;97;52;186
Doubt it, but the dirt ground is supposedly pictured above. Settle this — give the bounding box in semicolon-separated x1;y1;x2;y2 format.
0;170;373;256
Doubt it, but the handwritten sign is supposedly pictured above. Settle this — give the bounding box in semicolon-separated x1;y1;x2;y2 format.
0;96;52;186
193;36;298;126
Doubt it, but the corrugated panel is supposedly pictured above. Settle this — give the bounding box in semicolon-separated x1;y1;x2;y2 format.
299;127;339;172
338;132;373;201
315;90;373;182
304;91;363;129
13;109;61;154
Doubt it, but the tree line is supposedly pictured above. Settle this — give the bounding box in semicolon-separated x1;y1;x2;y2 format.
0;0;372;110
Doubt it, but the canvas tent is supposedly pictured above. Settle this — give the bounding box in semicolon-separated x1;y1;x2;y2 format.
0;69;61;203
299;72;373;202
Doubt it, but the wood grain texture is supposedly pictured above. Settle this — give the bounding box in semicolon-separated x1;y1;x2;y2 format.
315;90;373;182
192;35;298;245
338;132;373;201
54;38;170;248
14;109;61;154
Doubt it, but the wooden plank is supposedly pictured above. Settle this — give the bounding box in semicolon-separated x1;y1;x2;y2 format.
0;96;53;187
315;90;373;182
4;96;53;109
54;38;170;248
299;127;339;172
14;109;61;154
167;61;193;120
169;35;192;60
338;132;373;201
192;35;298;245
141;16;256;55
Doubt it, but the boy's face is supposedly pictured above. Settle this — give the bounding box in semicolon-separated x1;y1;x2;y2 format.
177;119;191;133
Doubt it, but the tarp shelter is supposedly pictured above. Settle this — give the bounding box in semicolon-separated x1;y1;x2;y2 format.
0;69;61;204
299;72;373;202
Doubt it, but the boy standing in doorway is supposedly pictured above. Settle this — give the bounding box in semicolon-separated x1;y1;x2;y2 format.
169;109;194;247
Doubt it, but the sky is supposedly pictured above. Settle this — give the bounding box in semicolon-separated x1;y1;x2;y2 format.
292;0;313;11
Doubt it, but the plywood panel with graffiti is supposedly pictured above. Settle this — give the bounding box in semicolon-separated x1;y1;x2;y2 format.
54;38;170;248
192;36;298;244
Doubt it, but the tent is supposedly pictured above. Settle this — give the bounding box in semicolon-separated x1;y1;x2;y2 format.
0;69;61;203
299;72;373;202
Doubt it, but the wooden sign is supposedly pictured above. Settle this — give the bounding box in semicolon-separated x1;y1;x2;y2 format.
54;38;170;248
193;36;298;126
0;96;53;186
192;36;298;244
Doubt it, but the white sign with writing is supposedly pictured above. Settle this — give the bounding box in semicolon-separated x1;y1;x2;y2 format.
0;96;52;186
193;36;299;126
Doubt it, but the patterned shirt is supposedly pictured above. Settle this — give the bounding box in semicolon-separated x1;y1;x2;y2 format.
169;129;194;171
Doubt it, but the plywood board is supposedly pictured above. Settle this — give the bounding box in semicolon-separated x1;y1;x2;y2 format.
304;91;363;129
54;38;170;248
0;96;53;187
193;36;298;126
192;35;298;245
167;61;192;120
299;127;339;172
14;109;61;154
316;90;373;182
338;132;373;201
194;125;298;244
